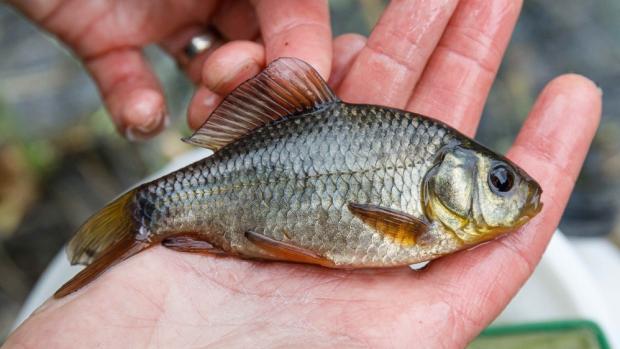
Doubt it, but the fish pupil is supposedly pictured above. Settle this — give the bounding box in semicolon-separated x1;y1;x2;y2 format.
489;165;514;193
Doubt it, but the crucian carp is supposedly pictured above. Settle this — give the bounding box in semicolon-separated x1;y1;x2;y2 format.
55;58;542;298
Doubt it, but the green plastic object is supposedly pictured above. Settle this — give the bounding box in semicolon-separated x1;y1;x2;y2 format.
468;320;610;349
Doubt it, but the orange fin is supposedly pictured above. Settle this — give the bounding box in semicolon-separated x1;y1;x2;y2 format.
348;203;428;246
184;57;339;151
245;230;334;267
68;189;138;265
55;187;147;298
55;237;150;298
162;234;226;255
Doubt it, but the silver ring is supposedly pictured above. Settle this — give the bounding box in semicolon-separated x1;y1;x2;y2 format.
183;30;221;59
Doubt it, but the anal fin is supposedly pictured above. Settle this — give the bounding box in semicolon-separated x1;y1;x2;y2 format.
245;230;334;267
348;203;429;246
162;234;226;255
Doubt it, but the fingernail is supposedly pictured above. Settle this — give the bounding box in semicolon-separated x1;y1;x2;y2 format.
125;127;138;142
592;80;604;96
121;89;167;141
125;112;169;141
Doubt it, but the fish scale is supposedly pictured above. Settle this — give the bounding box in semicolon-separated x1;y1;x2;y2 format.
137;103;456;266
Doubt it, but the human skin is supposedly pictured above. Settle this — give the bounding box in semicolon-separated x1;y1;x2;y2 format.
3;0;602;348
7;0;332;140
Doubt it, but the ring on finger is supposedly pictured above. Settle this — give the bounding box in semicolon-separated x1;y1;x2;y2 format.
183;28;223;62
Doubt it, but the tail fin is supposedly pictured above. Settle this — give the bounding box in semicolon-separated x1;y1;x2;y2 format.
55;189;151;298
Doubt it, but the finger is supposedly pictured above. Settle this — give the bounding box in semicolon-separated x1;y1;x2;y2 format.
407;0;522;136
337;0;459;106
188;87;222;130
202;35;364;94
160;0;259;84
85;48;167;140
190;32;362;128
212;0;259;41
252;0;332;79
5;0;58;20
423;74;602;340
328;33;367;89
160;26;224;83
188;41;265;129
202;41;265;95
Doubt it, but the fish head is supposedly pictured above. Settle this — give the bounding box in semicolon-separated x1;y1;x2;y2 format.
422;143;543;244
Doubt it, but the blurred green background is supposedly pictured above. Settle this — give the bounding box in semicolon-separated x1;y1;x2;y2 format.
1;0;619;342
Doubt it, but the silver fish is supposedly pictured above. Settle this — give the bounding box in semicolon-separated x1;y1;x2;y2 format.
55;58;542;297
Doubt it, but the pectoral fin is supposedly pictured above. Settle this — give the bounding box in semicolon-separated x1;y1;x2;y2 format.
162;234;226;255
348;203;429;246
245;230;334;267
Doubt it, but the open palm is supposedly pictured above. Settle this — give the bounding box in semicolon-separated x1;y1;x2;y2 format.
5;0;601;348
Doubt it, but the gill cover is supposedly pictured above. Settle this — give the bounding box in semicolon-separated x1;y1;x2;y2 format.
422;144;542;244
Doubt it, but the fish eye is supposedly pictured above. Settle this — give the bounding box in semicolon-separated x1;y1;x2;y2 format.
488;164;515;194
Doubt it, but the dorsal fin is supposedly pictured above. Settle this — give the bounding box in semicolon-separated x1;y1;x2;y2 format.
184;57;339;151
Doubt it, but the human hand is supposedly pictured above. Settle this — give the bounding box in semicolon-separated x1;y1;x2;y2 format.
4;0;601;348
7;0;331;140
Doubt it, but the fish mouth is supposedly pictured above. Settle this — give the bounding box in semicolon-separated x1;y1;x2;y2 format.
523;185;544;220
510;185;543;229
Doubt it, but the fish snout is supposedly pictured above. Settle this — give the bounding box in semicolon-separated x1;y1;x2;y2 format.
524;184;543;218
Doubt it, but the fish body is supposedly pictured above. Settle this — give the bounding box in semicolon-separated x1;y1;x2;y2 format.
56;58;542;297
139;103;459;266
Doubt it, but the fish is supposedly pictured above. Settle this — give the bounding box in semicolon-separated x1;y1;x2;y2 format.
54;58;543;298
